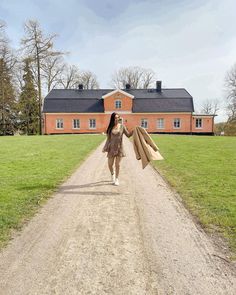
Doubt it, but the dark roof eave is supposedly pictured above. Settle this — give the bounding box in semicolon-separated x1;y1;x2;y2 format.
132;111;192;113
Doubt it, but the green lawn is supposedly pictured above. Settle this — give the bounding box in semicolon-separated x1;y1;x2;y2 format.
0;134;105;248
151;135;236;260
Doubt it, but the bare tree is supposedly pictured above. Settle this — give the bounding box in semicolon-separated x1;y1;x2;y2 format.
57;66;99;89
201;99;220;115
141;68;156;89
41;55;65;92
225;63;236;121
57;64;80;89
21;19;64;134
0;20;6;42
79;70;99;89
0;20;16;71
111;66;156;89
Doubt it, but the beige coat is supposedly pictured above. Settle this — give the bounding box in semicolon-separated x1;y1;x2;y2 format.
133;126;164;169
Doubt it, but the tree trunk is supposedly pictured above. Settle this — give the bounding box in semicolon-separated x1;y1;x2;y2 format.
36;45;42;135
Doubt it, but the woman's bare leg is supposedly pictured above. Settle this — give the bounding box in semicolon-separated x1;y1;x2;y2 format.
115;156;122;178
108;157;115;175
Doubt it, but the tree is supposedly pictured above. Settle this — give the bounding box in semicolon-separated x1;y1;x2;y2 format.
0;21;17;135
111;66;156;89
201;99;219;115
21;20;64;134
58;65;99;89
18;58;39;134
0;58;16;135
78;70;99;89
224;63;236;135
0;20;16;71
225;63;236;121
57;64;80;89
41;55;65;92
214;122;226;136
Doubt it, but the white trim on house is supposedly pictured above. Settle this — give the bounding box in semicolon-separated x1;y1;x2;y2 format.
45;113;103;115
102;89;134;99
89;118;96;129
195;118;203;129
55;118;64;129
132;112;192;115
104;111;132;114
157;118;164;129
72;118;80;129
173;118;181;129
141;118;148;129
115;100;122;109
44;112;192;115
193;113;217;117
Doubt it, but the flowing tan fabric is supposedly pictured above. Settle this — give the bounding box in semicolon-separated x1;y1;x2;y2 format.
133;126;164;169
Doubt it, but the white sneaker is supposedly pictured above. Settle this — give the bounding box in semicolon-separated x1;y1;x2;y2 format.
114;178;119;186
111;173;115;183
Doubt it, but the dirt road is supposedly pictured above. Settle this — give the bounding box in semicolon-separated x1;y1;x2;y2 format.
0;136;235;295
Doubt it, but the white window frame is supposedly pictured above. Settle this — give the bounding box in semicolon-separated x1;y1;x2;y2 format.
173;118;181;129
56;118;64;129
157;118;164;129
115;100;122;109
141;118;148;129
195;118;203;129
89;119;96;129
72;119;80;129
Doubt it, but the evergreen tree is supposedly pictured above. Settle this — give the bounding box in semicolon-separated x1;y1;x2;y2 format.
18;58;38;134
21;20;64;134
0;58;16;135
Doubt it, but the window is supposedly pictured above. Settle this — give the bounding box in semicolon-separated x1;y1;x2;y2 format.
89;119;96;129
73;119;80;129
56;119;63;129
173;118;181;128
157;118;164;129
115;100;122;109
141;119;148;129
196;118;202;128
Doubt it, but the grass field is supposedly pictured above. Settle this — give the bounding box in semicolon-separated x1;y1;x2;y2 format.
151;135;236;259
1;134;235;260
0;134;105;248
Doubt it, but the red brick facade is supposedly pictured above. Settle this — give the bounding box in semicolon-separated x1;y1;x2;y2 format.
43;89;215;135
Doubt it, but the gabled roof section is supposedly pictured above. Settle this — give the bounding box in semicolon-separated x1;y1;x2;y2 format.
102;89;134;99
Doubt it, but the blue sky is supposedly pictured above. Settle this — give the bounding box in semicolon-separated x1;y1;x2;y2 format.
1;0;236;122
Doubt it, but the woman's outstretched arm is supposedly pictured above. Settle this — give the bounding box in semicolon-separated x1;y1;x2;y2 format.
123;125;133;138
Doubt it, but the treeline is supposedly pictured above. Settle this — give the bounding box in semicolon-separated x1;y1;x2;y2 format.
0;19;100;135
1;18;236;136
214;64;236;136
0;18;158;136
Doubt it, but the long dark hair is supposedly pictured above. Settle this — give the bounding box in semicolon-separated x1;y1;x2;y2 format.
106;112;118;137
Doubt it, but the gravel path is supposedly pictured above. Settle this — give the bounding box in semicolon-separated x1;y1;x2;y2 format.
0;136;235;295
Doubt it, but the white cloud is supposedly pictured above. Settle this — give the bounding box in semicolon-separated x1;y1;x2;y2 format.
1;0;236;122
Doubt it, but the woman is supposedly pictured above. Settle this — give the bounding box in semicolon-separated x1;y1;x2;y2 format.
102;112;133;186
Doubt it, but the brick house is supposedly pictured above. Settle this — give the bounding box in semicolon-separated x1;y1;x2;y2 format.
42;81;216;135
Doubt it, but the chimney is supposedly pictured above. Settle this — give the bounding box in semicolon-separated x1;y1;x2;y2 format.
78;84;83;90
125;83;131;90
156;81;162;92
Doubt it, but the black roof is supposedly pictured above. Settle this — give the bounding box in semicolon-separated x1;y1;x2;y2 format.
42;88;194;113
